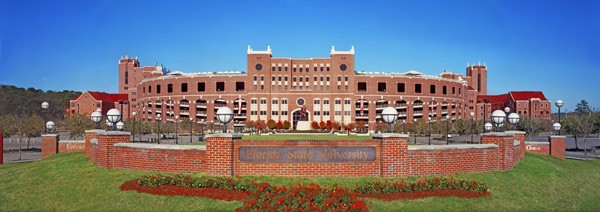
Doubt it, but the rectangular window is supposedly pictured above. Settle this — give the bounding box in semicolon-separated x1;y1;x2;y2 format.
335;111;342;116
314;111;321;115
378;82;386;92
344;111;351;115
430;85;436;94
168;84;173;93
344;99;351;104
236;82;245;91
335;100;342;104
181;83;188;93
260;99;267;104
281;99;288;104
323;99;330;104
251;111;258;115
143;87;146;94
282;111;288;115
314;99;320;104
156;85;161;94
358;82;367;92
251;99;257;104
397;83;405;92
260;111;267;115
477;74;481;92
148;86;152;93
452;87;455;95
197;82;205;92
272;111;278;116
323;111;330;116
415;84;422;93
216;82;225;91
272;99;278;104
442;86;447;95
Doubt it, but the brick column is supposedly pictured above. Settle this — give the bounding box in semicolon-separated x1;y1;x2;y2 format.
373;133;409;178
205;133;242;176
506;131;526;160
85;130;104;158
41;134;60;159
548;136;566;159
96;131;130;168
481;132;514;171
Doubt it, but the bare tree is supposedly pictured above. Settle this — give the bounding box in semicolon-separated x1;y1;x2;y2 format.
517;117;547;139
564;108;599;157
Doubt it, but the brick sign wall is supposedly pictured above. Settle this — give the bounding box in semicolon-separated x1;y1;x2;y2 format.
113;143;207;173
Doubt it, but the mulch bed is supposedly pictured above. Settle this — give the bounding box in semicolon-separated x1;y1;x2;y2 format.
119;180;248;201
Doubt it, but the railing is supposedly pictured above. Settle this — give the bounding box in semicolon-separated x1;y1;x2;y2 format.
196;103;207;107
395;103;407;108
180;102;190;107
414;102;423;107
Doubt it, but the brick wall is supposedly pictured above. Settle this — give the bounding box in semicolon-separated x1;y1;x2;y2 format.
85;130;104;158
58;141;85;153
206;134;240;176
481;132;516;171
549;136;566;159
375;134;408;178
406;144;499;176
113;143;206;173
41;134;59;159
90;139;99;164
524;142;550;155
234;139;381;177
95;131;130;168
507;131;526;160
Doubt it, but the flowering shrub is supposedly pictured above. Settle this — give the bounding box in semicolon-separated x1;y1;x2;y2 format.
121;175;489;211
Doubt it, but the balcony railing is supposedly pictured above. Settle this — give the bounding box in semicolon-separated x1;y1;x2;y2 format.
395;103;407;108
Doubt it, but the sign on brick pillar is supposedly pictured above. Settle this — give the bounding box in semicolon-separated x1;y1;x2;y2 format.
41;134;60;159
96;131;130;168
481;132;515;171
373;133;409;178
548;136;566;159
206;133;242;176
84;130;104;158
507;131;526;160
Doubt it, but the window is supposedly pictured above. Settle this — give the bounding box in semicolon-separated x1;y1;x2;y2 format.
415;84;422;93
338;76;341;81
181;83;188;93
278;67;282;72
285;67;288;71
345;76;348;81
299;77;303;82
272;99;278;104
216;82;225;91
282;99;288;104
251;99;257;104
305;77;309;82
320;76;324;81
314;67;317;72
157;85;161;94
443;86;447;95
272;76;275;81
344;111;351;115
378;82;386;92
314;111;321;115
261;76;264;81
272;111;278;116
278;76;282;81
323;99;330;104
260;111;267;115
167;84;173;93
335;111;342;116
397;83;405;92
314;99;320;104
143;87;146;93
282;111;288;115
326;67;330;72
323;111;330;116
429;85;435;94
293;77;297;82
253;75;257;81
335;99;342;104
236;82;245;91
344;99;351;104
326;76;330;81
452;87;455;95
251;111;258;115
299;67;303;72
148;86;152;93
285;76;288;81
272;67;275;72
260;99;267;104
358;82;367;91
320;67;324;72
293;67;296;72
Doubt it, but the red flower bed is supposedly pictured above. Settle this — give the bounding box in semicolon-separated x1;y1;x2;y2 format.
120;180;247;201
357;190;490;201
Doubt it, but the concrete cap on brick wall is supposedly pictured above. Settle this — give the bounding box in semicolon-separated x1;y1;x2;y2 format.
206;133;243;139
548;136;566;139
90;139;99;145
481;132;513;137
98;131;131;136
85;129;106;133
408;143;497;150
42;134;58;137
372;133;409;139
524;141;549;145
59;140;85;144
505;130;526;135
114;143;206;150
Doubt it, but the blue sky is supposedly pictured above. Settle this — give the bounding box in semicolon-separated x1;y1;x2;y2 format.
0;0;598;111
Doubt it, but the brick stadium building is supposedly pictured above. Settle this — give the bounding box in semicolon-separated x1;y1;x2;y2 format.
68;46;551;130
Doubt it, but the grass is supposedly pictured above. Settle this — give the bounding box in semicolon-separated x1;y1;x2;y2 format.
1;153;599;211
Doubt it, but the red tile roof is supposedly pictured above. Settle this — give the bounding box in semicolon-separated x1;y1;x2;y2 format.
477;94;508;104
74;91;128;102
509;91;547;101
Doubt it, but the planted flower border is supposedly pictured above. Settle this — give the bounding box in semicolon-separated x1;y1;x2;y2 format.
120;175;490;211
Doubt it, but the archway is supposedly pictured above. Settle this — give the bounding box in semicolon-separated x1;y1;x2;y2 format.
291;107;310;130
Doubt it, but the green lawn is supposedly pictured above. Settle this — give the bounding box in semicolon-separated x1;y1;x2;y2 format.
0;153;599;211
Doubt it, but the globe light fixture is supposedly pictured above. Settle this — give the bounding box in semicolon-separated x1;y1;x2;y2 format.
381;107;398;133
507;113;520;130
484;122;493;132
41;102;49;110
491;110;506;132
504;107;510;114
106;108;121;130
46;121;55;133
106;119;113;127
552;123;561;135
91;110;102;129
555;100;563;135
216;107;234;133
116;121;124;131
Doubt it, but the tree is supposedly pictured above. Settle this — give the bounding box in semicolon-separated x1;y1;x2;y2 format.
282;120;291;130
64;114;94;140
311;121;319;130
24;115;44;149
563;108;598;155
255;120;265;134
345;122;356;132
275;120;283;130
0;115;16;138
245;120;255;132
517;117;548;138
267;119;276;130
319;121;326;131
575;100;591;114
356;120;366;133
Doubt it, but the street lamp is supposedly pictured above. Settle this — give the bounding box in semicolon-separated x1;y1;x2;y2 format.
131;111;137;142
491;110;506;132
413;118;417;144
157;114;161;144
484;122;493;132
42;102;49;134
116;121;124;131
470;112;475;144
106;108;122;131
445;115;450;145
381;107;398;133
175;115;179;144
189;117;194;143
555;100;563;135
507;113;520;130
552;123;561;135
46;121;55;134
91;109;102;129
427;116;432;145
216;107;234;133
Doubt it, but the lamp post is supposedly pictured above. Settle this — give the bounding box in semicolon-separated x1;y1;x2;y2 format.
42;102;49;134
106;108;121;131
555;100;563;135
175;115;179;144
91;109;102;129
216;107;234;133
483;99;488;132
428;116;432;145
470;112;475;144
116;121;124;131
381;107;398;133
413;118;417;144
552;123;561;135
189;117;194;143
46;121;55;134
445;115;450;145
131;112;137;142
157;114;161;144
484;122;492;132
491;110;506;132
507;113;520;130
